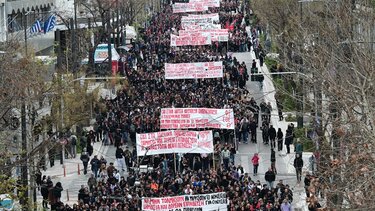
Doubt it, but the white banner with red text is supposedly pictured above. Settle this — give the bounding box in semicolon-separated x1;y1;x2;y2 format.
165;61;223;79
189;0;220;8
172;2;208;13
136;130;213;156
170;33;212;46
179;29;229;42
142;192;228;211
160;108;235;129
181;13;220;29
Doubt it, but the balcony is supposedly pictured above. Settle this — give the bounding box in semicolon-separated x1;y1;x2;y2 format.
5;0;54;14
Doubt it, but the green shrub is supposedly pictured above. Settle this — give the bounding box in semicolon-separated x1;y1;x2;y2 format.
294;127;315;152
265;57;278;70
285;114;297;122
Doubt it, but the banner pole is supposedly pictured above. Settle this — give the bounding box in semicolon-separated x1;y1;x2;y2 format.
213;152;215;171
174;153;177;174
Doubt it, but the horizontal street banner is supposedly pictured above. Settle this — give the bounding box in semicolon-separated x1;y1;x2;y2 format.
172;2;208;13
189;0;220;8
179;29;229;42
136;130;213;156
160;108;235;129
165;61;223;79
170;33;212;46
181;13;220;29
142;192;228;211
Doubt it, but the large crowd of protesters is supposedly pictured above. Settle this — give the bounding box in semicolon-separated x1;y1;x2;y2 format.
38;0;323;211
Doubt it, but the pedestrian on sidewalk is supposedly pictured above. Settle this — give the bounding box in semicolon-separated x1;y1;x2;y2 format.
270;148;277;174
251;153;260;176
268;125;276;149
277;128;284;152
265;168;276;189
261;121;269;145
294;154;304;183
240;117;249;144
40;179;49;209
80;149;90;175
277;101;284;121
259;52;264;67
221;147;231;170
285;126;294;154
70;134;77;158
90;155;100;178
115;146;126;171
249;120;257;143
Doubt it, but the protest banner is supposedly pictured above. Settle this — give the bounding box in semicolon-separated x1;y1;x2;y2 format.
172;2;208;13
160;108;235;129
136;130;213;156
189;0;220;8
170;33;212;46
142;192;228;211
179;29;229;42
181;13;220;28
165;61;223;79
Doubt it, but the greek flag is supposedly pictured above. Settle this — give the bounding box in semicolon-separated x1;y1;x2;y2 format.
44;15;56;34
30;20;42;34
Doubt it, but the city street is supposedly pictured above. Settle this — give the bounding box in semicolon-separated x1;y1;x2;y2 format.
38;49;312;210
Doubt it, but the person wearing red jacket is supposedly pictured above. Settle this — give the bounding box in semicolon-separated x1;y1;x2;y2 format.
251;153;260;176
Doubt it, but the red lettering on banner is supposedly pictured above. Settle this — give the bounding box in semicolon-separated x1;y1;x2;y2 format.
198;141;211;148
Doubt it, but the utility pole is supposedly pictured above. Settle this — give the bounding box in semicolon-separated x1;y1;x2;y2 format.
21;11;29;208
107;11;113;74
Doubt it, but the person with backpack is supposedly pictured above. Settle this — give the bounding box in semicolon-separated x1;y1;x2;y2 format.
80;150;90;175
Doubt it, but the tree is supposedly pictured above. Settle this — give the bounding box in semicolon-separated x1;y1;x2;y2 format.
0;41;49;207
252;0;375;209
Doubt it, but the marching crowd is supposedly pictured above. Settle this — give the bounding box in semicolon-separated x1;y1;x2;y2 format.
39;1;320;211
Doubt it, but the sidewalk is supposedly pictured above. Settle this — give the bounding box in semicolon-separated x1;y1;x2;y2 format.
233;26;310;211
37;141;111;205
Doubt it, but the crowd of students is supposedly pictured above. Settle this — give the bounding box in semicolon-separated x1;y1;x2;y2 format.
41;1;309;210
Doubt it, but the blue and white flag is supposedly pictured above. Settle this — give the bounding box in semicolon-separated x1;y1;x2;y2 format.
44;15;56;34
30;19;42;34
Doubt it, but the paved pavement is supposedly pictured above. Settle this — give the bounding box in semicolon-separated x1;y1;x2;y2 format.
232;42;310;210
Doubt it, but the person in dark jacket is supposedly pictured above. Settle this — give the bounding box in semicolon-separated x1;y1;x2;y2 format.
90;155;100;178
249;120;257;143
277;128;284;152
294;154;304;183
265;168;276;188
80;150;90;175
270;148;277;174
261;122;269;145
285;126;294;154
40;179;49;209
268;125;277;149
